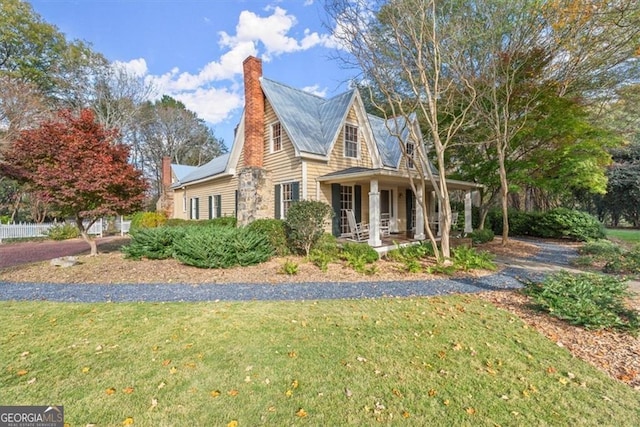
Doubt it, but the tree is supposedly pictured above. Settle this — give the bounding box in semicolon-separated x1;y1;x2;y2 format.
326;0;478;262
1;109;147;255
136;95;227;199
602;142;640;227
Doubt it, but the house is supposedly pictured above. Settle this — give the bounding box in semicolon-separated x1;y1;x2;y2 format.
159;56;481;247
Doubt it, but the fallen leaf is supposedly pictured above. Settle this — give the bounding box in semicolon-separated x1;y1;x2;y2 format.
152;345;159;351
291;379;299;389
244;376;251;383
465;407;476;415
345;388;353;398
392;388;403;398
402;411;410;418
122;417;134;425
162;359;171;366
428;389;437;397
16;370;28;376
288;351;297;358
20;351;30;358
296;408;308;417
123;387;134;394
547;366;557;374
356;356;367;363
27;377;36;385
150;398;158;409
95;345;103;352
184;362;196;369
184;343;193;349
210;390;221;398
227;421;238;427
268;406;276;412
106;387;116;395
443;399;450;406
285;389;293;397
82;367;90;374
157;382;166;389
452;343;463;351
169;367;178;374
228;389;239;397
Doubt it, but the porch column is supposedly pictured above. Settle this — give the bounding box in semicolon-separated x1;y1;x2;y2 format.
414;184;426;240
464;191;473;234
368;179;382;247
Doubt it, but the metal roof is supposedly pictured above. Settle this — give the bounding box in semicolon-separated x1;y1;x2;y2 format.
171;164;198;181
172;153;230;187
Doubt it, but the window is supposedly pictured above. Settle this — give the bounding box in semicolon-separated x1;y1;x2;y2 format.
275;182;299;219
340;185;354;235
190;197;200;220
281;182;294;218
406;142;415;169
271;122;282;152
344;124;358;158
209;195;221;219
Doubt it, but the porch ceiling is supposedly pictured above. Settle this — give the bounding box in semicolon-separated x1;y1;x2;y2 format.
317;167;483;190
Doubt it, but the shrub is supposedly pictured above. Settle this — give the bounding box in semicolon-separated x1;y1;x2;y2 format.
468;228;494;244
579;239;622;258
533;208;605;241
308;234;341;272
280;259;299;275
340;242;379;274
173;226;272;268
451;246;496;271
489;208;605;241
46;223;80;240
247;219;289;256
164;217;237;228
130;212;167;231
122;226;185;260
523;271;639;333
285;201;334;256
603;245;640;275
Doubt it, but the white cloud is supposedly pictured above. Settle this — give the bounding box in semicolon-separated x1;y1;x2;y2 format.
112;58;148;77
124;6;336;128
302;84;327;97
174;87;243;125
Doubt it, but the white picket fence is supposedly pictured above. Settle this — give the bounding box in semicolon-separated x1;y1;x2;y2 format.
0;217;131;243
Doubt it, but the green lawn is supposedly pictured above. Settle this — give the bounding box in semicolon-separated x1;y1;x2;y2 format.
607;228;640;244
1;296;638;426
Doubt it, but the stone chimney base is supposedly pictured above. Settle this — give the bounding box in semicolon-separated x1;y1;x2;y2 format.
237;166;272;226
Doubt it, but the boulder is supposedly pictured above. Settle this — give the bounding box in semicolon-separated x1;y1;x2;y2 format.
50;256;79;268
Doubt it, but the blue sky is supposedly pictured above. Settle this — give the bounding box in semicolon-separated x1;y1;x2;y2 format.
29;0;354;147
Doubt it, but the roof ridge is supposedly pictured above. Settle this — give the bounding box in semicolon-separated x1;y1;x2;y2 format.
261;77;327;101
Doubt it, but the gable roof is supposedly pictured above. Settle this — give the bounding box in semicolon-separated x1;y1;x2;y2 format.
261;78;355;157
171;153;231;187
172;164;199;181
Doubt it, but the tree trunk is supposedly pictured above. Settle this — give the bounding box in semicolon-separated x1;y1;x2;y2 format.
497;146;510;246
76;217;98;256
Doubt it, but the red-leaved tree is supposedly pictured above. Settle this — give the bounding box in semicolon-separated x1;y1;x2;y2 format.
1;109;148;255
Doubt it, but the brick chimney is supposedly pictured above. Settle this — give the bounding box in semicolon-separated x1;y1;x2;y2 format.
243;56;264;168
237;56;271;226
161;156;172;188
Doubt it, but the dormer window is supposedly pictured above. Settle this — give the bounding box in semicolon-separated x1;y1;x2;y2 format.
271;122;282;152
344;124;358;158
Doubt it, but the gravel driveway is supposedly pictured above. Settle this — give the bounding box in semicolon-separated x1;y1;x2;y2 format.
0;240;578;303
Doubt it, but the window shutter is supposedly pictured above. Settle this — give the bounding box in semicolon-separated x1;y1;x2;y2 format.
189;198;194;220
274;184;281;219
216;195;222;218
406;189;414;231
292;182;300;202
208;196;213;220
331;183;341;236
235;190;238;218
354;185;362;223
195;198;200;220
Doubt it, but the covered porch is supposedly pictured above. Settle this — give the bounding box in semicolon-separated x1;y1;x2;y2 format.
317;167;482;248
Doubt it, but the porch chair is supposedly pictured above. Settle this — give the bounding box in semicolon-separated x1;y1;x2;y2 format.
380;212;390;237
345;209;370;242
